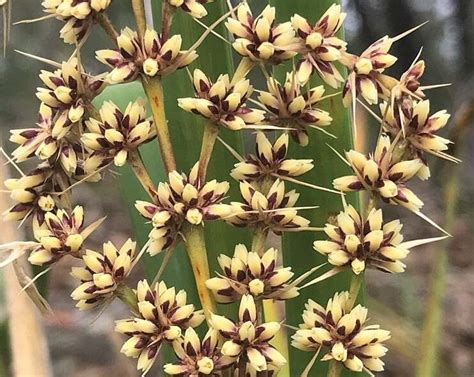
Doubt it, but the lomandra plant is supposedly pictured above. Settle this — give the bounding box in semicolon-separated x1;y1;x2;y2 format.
0;0;458;376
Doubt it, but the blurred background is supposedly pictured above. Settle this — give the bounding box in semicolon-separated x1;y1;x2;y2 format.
0;0;472;376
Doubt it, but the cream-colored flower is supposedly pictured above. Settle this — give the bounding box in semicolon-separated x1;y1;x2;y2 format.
116;280;205;375
225;3;297;64
164;328;234;375
314;205;410;274
341;36;399;106
231;132;313;182
167;0;212;19
71;239;137;309
292;292;390;373
36;58;105;123
333;134;424;212
29;206;95;265
135;163;231;255
206;244;299;303
211;295;286;372
178;69;264;130
381;100;452;179
82;100;155;167
96;27;198;84
227;180;310;232
291;4;347;87
257;74;332;145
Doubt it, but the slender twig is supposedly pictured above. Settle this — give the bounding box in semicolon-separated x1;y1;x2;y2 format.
128;150;156;198
197;122;219;183
96;12;119;42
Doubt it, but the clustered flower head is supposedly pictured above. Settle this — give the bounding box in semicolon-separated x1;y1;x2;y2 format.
116;280;205;375
135;163;231;255
29;206;88;265
392;59;426;102
206;244;299;303
333;134;424;212
164;328;234;375
258;74;332;145
314;205;409;274
167;0;213;19
231;132;313;182
225;4;297;64
178;69;264;130
71;239;137;309
211;294;286;373
96;27;198;84
292;292;390;373
36;58;105;123
341;35;398;106
291;4;346;87
82;100;155;168
228;180;310;233
42;0;112;43
381;100;452;179
3;165;56;225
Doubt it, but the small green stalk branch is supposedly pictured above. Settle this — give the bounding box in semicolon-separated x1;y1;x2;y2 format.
116;284;139;312
346;272;364;309
197;122;219;183
251;226;268;256
327;360;342;377
182;222;217;321
142;76;177;173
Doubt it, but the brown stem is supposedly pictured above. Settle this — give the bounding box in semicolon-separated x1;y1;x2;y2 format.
141;76;177;173
161;0;176;41
130;0;147;39
197;122;219;184
128;150;156;199
96;12;119;42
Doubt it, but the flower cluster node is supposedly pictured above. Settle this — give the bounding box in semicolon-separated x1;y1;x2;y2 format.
82;100;155;168
116;280;205;374
257;74;332;145
71;238;137;309
211;294;286;373
292;292;390;373
333;134;424;212
97;27;198;83
225;4;297;64
228;179;310;233
314;205;410;274
135;163;230;255
206;244;299;302
178;69;265;130
231;132;313;182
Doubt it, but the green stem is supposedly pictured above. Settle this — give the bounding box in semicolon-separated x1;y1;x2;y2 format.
197;122;219;184
141;76;177;173
182;222;217;321
346;272;364;309
251;226;268;256
327;360;341;377
96;12;118;42
116;284;139;312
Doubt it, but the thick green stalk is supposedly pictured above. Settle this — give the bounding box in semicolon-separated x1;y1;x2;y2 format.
182;222;217;321
141;76;177;173
327;360;342;377
116;284;139;312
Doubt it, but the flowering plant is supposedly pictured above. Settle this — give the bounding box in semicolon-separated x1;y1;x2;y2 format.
1;1;456;376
